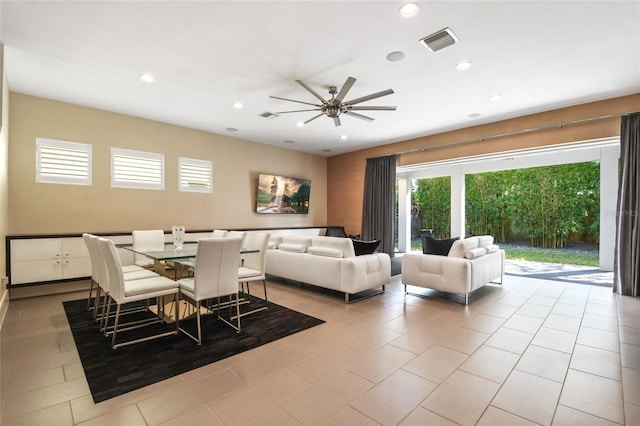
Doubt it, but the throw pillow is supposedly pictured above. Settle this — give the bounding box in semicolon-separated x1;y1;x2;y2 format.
465;247;487;259
352;239;380;256
485;244;500;253
422;236;459;256
278;243;307;253
308;246;344;258
477;235;494;248
449;237;479;258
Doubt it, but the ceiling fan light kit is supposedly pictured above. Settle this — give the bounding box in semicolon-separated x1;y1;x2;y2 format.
270;76;396;127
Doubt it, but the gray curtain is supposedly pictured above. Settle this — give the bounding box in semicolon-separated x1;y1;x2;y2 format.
361;155;396;257
614;113;640;296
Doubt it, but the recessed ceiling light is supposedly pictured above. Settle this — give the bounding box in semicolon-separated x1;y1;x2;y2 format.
489;94;503;102
340;134;348;140
399;3;420;17
455;61;472;71
296;121;305;127
225;127;238;132
233;102;243;109
138;73;155;83
386;51;405;62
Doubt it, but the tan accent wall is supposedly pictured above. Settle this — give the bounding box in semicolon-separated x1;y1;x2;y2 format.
8;93;327;235
328;93;640;237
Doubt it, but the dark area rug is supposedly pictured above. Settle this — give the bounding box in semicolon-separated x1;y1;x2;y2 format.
63;297;324;403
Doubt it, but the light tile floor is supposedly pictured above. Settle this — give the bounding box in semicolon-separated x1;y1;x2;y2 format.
1;274;639;425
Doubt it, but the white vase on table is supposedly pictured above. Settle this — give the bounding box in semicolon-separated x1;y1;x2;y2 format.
172;225;185;250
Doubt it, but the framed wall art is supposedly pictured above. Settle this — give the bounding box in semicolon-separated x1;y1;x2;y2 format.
256;173;310;214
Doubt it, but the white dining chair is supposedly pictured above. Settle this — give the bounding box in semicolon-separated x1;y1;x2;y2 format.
83;233;102;312
237;232;271;316
97;237;180;349
176;237;243;344
132;229;165;268
84;234;158;327
211;229;228;238
176;230;245;275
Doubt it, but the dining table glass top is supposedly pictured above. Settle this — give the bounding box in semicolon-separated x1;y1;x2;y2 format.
118;242;257;261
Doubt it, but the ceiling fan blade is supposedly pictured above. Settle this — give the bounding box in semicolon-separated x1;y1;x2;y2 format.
295;80;327;103
273;108;322;114
344;111;375;122
348;106;397;111
304;113;324;124
269;96;320;107
334;76;356;104
333;117;342;127
345;89;395;106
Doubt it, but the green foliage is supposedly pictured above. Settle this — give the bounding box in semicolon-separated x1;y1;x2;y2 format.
411;161;600;249
411;176;451;239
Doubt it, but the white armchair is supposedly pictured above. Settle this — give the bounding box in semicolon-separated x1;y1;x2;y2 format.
401;235;505;305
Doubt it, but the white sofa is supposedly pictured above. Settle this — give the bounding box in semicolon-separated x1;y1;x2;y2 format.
265;235;391;302
401;235;505;305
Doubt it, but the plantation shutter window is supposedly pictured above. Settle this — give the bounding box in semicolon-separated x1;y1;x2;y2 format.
35;138;92;186
111;148;164;190
178;157;213;193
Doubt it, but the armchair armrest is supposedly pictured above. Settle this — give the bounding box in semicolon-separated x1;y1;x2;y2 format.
341;253;391;293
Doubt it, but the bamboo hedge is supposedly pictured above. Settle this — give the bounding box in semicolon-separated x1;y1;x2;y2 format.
411;161;600;248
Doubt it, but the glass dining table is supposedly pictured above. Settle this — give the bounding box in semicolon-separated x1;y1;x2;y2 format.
117;242;259;321
118;242;199;261
117;242;258;277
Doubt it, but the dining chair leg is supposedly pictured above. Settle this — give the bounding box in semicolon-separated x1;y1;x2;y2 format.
103;295;113;337
111;304;122;348
196;300;202;345
234;294;241;333
101;293;115;333
86;280;96;311
174;293;179;333
262;279;268;306
92;286;102;320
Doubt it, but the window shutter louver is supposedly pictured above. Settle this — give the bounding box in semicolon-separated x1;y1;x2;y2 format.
111;148;164;190
179;157;213;193
36;138;92;185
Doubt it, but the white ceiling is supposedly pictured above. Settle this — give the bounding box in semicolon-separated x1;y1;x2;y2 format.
2;1;639;156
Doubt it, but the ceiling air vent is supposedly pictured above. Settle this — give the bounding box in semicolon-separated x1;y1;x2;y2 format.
419;27;459;52
259;112;279;119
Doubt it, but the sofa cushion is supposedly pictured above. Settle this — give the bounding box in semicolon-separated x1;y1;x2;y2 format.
465;247;487;259
477;235;494;248
423;236;459;256
448;237;479;258
308;246;344;258
311;236;355;257
268;236;282;250
352;239;380;256
281;235;311;245
278;243;307;253
485;244;500;253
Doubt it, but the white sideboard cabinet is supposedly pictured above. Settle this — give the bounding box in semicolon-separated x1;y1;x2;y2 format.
9;237;91;285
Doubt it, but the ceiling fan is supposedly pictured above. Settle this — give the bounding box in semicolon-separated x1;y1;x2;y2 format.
270;76;396;127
